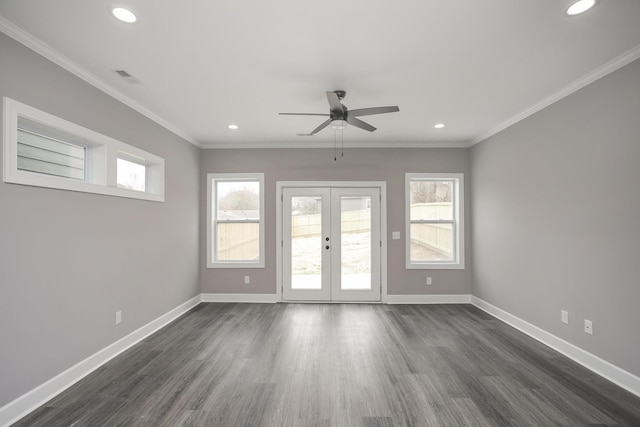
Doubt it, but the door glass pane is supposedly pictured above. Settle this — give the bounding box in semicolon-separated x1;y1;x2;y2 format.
291;196;322;290
410;223;454;262
341;196;371;290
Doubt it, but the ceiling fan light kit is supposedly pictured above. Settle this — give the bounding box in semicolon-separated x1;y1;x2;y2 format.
331;120;345;130
279;90;399;136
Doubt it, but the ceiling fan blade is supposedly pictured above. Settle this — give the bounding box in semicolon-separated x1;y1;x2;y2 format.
279;113;330;116
346;116;376;132
348;106;399;117
311;119;332;134
326;91;343;113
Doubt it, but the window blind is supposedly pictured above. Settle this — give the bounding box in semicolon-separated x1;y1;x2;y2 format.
17;129;85;180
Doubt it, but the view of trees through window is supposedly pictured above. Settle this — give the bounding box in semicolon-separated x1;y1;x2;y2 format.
410;181;452;204
216;181;260;220
218;183;259;210
292;196;321;215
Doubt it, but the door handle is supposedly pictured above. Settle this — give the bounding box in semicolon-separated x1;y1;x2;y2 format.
325;245;330;250
325;237;330;241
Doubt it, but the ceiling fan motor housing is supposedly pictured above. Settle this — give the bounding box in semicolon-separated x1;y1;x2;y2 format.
330;106;347;121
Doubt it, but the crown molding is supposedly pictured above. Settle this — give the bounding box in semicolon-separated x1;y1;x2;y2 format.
469;44;640;146
199;139;470;149
0;16;201;148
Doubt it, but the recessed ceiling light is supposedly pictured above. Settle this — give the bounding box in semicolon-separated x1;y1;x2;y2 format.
228;124;239;130
566;0;596;16
434;123;445;129
111;7;137;23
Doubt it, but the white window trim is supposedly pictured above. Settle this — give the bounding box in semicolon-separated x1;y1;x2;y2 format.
207;173;265;269
405;173;465;270
3;97;164;202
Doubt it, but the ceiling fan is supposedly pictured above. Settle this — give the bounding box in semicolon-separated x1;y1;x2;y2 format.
279;90;399;135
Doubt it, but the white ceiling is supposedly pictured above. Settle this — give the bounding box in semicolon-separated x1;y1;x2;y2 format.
1;0;640;149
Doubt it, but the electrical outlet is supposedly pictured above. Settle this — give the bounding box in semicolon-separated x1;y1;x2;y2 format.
584;319;593;335
115;310;122;325
426;277;432;286
244;276;250;285
561;310;569;324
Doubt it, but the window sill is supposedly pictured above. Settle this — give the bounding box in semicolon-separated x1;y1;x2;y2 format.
207;262;265;269
4;169;164;202
406;262;465;270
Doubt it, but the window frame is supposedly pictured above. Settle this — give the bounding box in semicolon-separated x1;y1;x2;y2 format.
405;173;465;270
207;173;265;269
3;97;164;202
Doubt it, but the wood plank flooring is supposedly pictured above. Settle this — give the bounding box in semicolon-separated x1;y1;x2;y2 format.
13;304;640;426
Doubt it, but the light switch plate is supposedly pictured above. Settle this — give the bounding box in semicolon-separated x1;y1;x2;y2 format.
392;231;400;240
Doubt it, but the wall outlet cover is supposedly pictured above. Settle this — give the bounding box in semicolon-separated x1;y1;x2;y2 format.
584;319;593;335
561;310;569;324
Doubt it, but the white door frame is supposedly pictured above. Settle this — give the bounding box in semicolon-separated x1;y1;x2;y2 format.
276;181;388;303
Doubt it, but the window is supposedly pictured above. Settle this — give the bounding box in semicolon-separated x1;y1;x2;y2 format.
17;127;86;180
207;173;265;268
117;156;146;192
405;173;464;269
3;97;164;201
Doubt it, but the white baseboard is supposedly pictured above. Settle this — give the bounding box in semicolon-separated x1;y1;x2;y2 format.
201;293;279;303
386;294;471;304
471;296;640;398
0;295;202;427
200;293;471;304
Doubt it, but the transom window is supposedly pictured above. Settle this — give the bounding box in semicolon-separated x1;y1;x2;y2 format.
17;127;86;180
3;97;164;202
207;173;265;268
405;173;465;269
117;156;146;192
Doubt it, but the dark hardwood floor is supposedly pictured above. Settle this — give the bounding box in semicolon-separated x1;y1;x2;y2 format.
13;303;640;426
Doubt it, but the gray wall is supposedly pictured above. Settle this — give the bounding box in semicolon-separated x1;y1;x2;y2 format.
200;147;472;296
471;58;640;376
0;33;201;406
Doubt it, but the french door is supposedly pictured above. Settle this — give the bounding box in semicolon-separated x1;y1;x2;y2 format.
282;187;381;301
